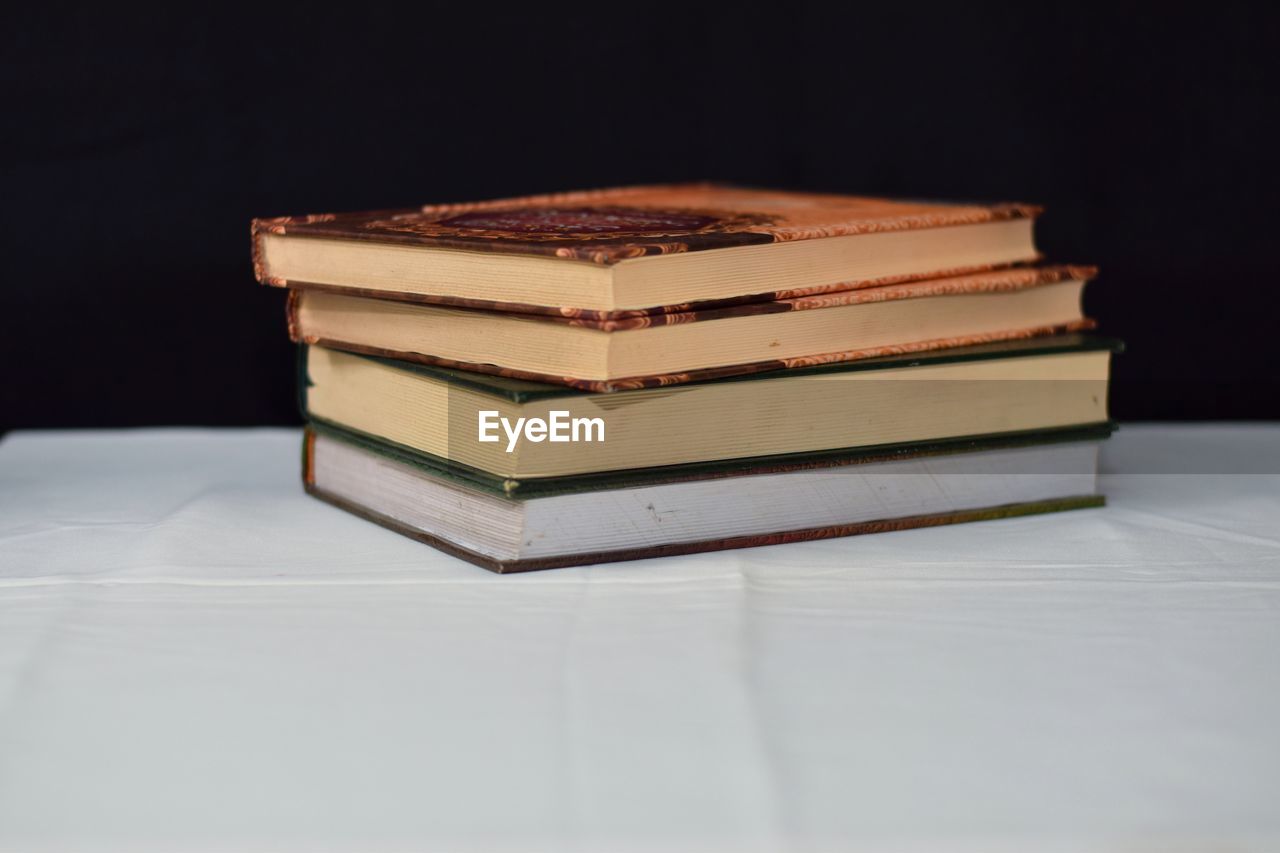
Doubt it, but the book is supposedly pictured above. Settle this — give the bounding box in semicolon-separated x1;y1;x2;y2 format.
253;183;1043;318
310;418;1116;499
289;265;1096;391
303;426;1108;573
301;334;1119;481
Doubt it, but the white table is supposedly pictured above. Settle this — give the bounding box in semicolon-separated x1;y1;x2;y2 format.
2;425;1278;852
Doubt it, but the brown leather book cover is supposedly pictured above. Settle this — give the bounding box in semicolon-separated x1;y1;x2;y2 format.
255;183;1041;318
287;264;1097;392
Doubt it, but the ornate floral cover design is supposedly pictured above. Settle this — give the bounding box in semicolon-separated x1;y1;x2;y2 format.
253;182;1040;265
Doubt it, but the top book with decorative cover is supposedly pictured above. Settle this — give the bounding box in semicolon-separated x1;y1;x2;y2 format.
252;183;1042;318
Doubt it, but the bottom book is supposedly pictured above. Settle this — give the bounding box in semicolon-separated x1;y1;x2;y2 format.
302;425;1108;573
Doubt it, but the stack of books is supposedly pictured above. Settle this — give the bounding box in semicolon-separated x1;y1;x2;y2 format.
252;184;1117;572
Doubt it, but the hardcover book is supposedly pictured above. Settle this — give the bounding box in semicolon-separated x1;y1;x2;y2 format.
301;334;1120;481
253;183;1043;317
309;418;1116;500
303;426;1108;573
289;264;1097;391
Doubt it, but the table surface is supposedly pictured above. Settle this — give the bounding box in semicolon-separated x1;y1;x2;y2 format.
2;425;1278;852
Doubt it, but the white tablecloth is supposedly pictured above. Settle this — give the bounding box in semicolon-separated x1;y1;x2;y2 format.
1;425;1278;852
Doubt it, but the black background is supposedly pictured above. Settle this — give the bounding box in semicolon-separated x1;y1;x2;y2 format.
4;5;1279;431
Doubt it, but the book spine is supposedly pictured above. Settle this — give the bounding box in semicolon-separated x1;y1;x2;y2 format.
285;289;303;342
250;218;289;287
302;428;316;488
